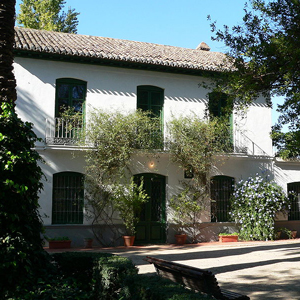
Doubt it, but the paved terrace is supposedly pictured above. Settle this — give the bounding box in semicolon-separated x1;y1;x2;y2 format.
46;239;300;300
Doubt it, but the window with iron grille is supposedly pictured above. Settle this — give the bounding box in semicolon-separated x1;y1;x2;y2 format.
210;175;235;222
288;182;300;220
52;172;84;224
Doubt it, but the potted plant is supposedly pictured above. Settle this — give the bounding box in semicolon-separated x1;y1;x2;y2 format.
46;236;71;249
169;187;202;245
112;178;149;246
83;237;94;248
218;232;239;243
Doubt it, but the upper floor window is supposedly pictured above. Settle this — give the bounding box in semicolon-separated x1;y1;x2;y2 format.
210;175;235;222
288;182;300;220
208;92;233;152
52;172;84;224
55;78;87;117
137;85;164;148
208;92;232;118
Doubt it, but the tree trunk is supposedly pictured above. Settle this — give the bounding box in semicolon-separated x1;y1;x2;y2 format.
0;0;17;108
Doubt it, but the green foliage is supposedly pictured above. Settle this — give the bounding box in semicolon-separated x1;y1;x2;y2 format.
11;252;137;299
219;232;239;236
11;276;91;300
84;108;161;180
112;178;149;235
17;0;79;33
51;252;114;290
93;255;138;300
167;115;232;188
271;125;300;159
120;274;214;300
276;227;292;239
230;174;290;241
169;187;202;238
0;103;51;297
167;115;231;241
83;108;161;245
209;0;300;156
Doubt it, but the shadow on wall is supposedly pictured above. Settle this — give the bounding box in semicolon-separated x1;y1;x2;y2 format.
16;86;52;142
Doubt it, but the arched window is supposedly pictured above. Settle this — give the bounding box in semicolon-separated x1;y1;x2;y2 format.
55;78;87;117
137;85;164;118
288;182;300;220
210;175;235;222
52;172;84;224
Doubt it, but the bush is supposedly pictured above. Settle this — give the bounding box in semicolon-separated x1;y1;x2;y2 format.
94;255;138;299
230;174;290;241
51;251;114;288
11;276;91;300
120;274;215;299
0;104;51;298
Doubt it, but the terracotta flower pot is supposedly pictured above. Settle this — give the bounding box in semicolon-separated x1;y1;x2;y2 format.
123;235;135;247
84;238;93;248
48;240;71;249
219;235;238;243
291;230;297;239
175;234;187;245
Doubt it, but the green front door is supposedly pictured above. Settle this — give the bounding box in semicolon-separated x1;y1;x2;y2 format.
134;173;166;244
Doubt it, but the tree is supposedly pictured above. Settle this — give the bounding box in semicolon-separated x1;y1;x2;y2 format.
0;1;50;297
17;0;79;33
0;0;17;108
209;0;300;158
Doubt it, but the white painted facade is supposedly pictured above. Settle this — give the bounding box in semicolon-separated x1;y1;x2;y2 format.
13;56;300;246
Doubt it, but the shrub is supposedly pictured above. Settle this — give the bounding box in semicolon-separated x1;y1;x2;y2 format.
0;103;51;298
51;252;114;289
11;276;91;300
120;274;215;299
94;255;138;299
230;174;290;241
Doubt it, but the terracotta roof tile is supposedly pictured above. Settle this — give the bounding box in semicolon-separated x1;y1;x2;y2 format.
14;27;231;72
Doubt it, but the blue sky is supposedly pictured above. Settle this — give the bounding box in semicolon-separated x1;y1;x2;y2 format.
15;0;283;126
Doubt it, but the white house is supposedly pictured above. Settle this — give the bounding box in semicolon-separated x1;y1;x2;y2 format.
13;27;300;246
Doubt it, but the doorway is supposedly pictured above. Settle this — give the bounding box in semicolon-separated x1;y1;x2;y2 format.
134;173;166;244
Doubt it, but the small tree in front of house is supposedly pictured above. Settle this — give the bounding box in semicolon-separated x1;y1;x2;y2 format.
167;114;232;242
230;174;290;241
112;178;149;236
82;108;161;246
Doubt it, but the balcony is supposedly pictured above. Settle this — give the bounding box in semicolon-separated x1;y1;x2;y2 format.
45;118;83;145
233;130;270;156
45;118;270;156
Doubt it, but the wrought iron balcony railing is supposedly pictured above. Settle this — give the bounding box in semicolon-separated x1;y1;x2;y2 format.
45;118;270;156
45;118;83;145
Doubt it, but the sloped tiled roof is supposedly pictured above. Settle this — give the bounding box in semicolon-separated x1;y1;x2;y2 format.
14;27;231;74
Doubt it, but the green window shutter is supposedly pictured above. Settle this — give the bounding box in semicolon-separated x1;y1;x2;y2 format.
137;86;164;118
208;92;234;151
137;86;164;148
55;78;87;117
52;172;84;224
